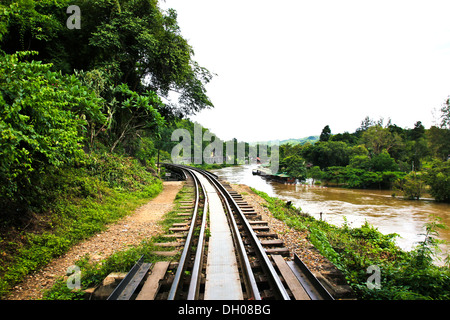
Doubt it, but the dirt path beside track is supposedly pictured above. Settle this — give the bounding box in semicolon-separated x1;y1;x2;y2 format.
6;181;183;300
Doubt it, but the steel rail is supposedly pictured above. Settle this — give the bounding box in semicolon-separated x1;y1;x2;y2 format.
187;171;208;300
108;164;335;300
195;168;261;300
196;165;334;300
107;255;152;300
167;164;290;300
164;164;258;299
289;253;334;300
194;167;291;300
166;166;201;300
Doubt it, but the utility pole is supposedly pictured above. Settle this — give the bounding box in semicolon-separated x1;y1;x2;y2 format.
157;148;160;175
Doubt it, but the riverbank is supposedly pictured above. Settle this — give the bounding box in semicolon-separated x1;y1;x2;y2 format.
231;183;356;299
236;184;450;300
231;184;331;273
210;164;450;261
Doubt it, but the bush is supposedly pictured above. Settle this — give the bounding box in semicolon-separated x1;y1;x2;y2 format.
395;171;425;200
0;150;162;297
423;160;450;203
0;51;105;201
369;150;399;172
323;166;406;189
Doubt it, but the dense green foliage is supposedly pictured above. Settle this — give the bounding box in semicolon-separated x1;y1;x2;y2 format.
0;151;162;296
282;154;307;180
319;124;331;142
423;160;450;202
278;119;450;202
0;0;215;167
0;0;214;209
0;51;105;200
0;0;215;298
0;0;213;116
253;189;450;300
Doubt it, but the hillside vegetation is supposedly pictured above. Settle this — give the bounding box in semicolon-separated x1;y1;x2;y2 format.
278;119;450;202
253;189;450;300
0;0;213;296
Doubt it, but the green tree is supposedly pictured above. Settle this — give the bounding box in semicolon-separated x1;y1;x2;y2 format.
349;146;398;172
423;160;450;203
349;154;371;170
369;150;399;172
307;166;324;184
0;51;105;200
410;216;448;268
319;125;331;142
0;0;213;117
427;126;450;161
441;97;450;129
0;0;66;50
307;141;350;169
282;155;307;180
409;121;426;141
280;143;303;160
357;116;375;132
403;138;429;171
397;171;425;200
349;144;369;157
330;131;358;145
108;84;165;152
361;125;403;156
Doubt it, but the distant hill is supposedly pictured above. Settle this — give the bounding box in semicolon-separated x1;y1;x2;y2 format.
250;136;319;146
279;136;319;145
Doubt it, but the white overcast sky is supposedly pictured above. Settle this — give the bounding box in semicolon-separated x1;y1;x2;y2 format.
160;0;450;142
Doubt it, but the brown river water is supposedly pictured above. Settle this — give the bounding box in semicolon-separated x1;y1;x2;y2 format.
210;164;450;264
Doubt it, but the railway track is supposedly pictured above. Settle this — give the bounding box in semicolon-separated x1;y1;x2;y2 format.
106;164;335;301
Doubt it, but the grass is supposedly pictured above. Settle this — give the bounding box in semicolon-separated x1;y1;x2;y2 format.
250;187;450;300
40;181;194;300
0;151;163;298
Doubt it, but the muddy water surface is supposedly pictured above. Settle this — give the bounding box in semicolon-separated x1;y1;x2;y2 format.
211;165;450;262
